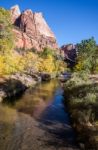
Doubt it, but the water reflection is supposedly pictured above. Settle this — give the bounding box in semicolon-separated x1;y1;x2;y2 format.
12;80;59;118
0;80;78;150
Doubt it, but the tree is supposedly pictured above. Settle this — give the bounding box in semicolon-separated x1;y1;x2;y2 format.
76;37;97;73
0;8;15;75
0;8;14;54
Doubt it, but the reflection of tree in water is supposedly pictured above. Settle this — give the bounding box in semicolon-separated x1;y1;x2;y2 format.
12;80;59;117
0;106;18;150
0;80;78;150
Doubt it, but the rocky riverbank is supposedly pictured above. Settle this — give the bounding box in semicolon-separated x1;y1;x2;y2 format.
0;72;54;102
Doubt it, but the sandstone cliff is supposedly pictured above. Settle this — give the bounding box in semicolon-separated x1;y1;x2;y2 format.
10;5;58;51
61;44;76;61
10;5;21;23
61;44;77;68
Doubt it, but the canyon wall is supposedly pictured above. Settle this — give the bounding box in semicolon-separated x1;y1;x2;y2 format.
10;5;58;51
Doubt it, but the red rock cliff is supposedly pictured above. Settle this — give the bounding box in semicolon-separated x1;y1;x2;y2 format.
10;5;58;51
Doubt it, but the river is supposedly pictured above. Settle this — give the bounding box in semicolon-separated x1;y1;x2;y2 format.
0;80;79;150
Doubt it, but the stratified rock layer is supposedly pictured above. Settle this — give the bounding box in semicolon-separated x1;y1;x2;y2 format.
10;6;58;51
61;44;77;61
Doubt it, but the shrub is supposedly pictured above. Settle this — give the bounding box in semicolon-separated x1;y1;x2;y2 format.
64;73;98;126
65;72;90;90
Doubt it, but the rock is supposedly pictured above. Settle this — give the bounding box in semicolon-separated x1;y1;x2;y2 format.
79;143;85;150
61;44;75;51
58;72;71;82
10;6;58;51
40;73;51;81
13;28;37;50
61;44;77;69
61;44;77;61
10;5;21;23
0;90;6;102
0;78;26;102
10;73;37;88
0;73;40;102
29;74;41;82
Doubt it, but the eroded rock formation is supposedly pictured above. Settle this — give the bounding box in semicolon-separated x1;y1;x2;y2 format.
10;5;21;23
10;5;58;51
61;44;77;61
61;44;77;69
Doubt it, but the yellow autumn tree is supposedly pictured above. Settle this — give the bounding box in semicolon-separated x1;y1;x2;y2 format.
38;48;66;74
0;8;15;76
38;55;55;73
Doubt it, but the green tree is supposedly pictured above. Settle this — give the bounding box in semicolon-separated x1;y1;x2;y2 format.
39;47;55;58
76;37;97;73
0;7;14;54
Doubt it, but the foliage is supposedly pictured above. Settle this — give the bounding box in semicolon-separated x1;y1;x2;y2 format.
39;47;55;58
22;52;39;72
64;72;98;127
65;72;90;89
0;8;14;53
38;51;66;74
0;7;15;75
75;37;97;73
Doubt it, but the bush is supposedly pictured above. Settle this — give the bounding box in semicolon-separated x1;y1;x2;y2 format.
64;73;98;125
65;72;90;89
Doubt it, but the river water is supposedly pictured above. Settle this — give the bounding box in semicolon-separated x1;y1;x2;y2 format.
0;80;79;150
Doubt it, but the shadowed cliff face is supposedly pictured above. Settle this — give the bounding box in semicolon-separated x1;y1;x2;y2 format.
61;44;77;69
10;5;58;51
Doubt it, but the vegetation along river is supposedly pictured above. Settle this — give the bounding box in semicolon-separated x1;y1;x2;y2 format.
0;80;79;150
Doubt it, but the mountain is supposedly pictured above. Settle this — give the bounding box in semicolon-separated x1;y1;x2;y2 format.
10;5;58;51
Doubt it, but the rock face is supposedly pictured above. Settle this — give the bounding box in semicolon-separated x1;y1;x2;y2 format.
61;44;77;69
61;44;77;61
10;5;21;23
10;5;58;51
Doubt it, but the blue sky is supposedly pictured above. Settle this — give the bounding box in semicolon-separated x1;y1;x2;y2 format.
0;0;98;46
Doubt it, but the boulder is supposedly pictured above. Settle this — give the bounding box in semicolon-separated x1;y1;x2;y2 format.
10;73;37;88
0;77;26;102
0;73;39;102
40;73;51;81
